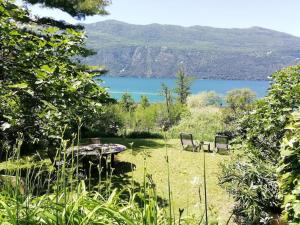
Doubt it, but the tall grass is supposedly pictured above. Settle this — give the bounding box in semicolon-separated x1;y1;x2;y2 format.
0;131;221;225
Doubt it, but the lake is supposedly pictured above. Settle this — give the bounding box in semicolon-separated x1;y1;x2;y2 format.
98;76;270;102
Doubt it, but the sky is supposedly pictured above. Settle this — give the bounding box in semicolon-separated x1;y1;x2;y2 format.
18;0;300;37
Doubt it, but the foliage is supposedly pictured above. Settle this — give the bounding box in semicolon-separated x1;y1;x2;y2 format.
119;93;135;112
278;111;300;224
140;95;150;109
226;88;256;112
222;88;256;133
114;101;186;135
174;67;193;104
133;104;161;132
156;103;187;132
220;64;300;224
81;104;123;138
161;83;173;112
160;83;175;130
25;0;110;17
169;106;224;141
0;1;111;152
187;91;223;108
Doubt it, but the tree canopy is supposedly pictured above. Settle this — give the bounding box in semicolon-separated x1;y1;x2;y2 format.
25;0;111;17
0;0;111;154
174;67;193;104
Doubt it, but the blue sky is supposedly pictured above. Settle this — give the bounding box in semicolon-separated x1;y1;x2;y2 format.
19;0;300;37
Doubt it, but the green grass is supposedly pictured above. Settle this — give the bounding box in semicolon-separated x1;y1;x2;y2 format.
0;137;234;224
102;137;234;224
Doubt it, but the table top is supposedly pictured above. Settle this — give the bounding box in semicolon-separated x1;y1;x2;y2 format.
66;143;126;157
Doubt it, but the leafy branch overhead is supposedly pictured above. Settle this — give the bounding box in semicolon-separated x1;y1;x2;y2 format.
0;0;112;151
25;0;111;17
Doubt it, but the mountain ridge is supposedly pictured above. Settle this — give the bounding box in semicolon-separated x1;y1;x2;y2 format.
82;20;300;80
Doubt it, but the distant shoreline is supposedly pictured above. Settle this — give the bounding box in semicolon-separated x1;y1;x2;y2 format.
96;74;270;82
98;76;269;102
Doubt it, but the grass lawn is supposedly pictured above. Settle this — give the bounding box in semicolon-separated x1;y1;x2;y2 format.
0;137;234;224
102;137;234;224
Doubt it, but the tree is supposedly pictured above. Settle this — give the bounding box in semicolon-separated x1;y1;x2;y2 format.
159;83;173;130
220;64;300;224
222;88;256;132
187;91;223;108
140;95;150;109
161;83;172;115
0;1;111;153
119;93;135;112
174;67;193;104
24;0;110;17
226;88;256;113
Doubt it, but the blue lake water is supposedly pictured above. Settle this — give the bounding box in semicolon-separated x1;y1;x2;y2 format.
98;76;270;102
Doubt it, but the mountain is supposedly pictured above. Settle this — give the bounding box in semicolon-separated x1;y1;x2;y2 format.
82;20;300;80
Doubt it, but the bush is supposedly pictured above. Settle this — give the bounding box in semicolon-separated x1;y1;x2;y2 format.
168;106;224;141
278;111;300;224
187;91;223;108
81;104;123;138
220;64;300;224
221;88;257;133
226;88;256;112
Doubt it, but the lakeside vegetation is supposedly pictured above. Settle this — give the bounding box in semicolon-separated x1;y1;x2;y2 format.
0;1;300;225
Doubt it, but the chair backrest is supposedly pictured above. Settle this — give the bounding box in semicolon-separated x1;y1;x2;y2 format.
180;133;195;147
215;135;229;150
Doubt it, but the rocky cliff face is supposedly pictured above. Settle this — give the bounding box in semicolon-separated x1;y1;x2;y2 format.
82;20;300;80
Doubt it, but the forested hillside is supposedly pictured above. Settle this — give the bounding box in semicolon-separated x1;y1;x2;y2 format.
82;20;300;80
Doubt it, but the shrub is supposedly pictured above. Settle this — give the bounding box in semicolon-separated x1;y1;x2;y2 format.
168;106;224;141
220;64;300;224
278;111;300;224
81;104;123;138
187;91;223;108
133;104;161;132
226;88;256;112
221;88;257;133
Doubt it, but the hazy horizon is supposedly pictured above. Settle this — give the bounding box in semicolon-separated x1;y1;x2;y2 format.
86;19;300;38
16;0;300;38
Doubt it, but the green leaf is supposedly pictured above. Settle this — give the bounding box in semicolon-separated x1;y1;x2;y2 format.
41;65;55;73
8;83;28;89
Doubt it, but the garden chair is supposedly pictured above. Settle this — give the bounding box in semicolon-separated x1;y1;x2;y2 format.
214;135;229;152
180;133;200;152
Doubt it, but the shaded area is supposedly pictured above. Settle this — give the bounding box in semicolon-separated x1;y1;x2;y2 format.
101;137;171;156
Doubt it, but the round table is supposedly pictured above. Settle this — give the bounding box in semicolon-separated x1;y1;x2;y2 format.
67;143;126;167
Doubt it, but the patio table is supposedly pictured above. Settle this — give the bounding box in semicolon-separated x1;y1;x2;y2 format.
66;143;126;167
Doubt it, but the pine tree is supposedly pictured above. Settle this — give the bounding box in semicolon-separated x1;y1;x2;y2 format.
174;67;193;104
